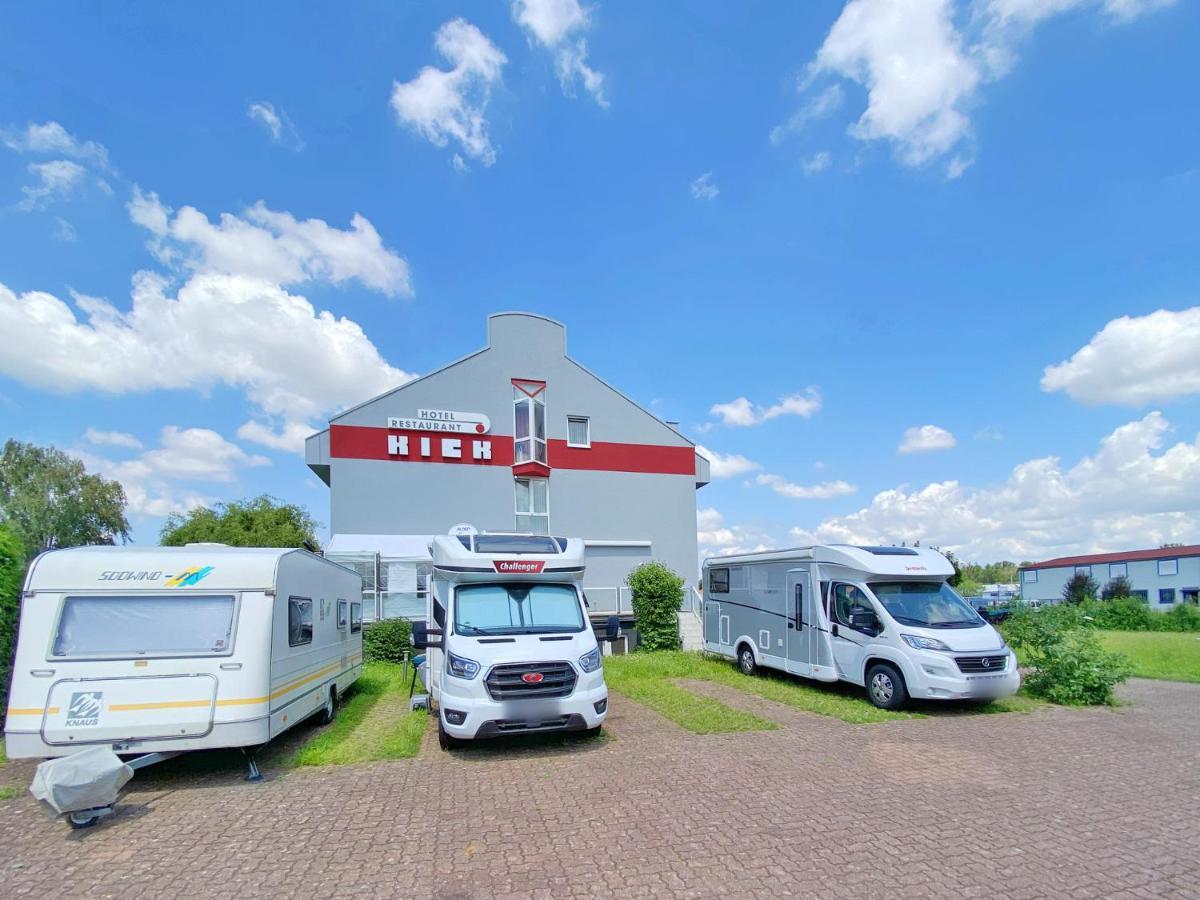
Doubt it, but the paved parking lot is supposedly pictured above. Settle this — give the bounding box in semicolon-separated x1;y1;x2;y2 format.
2;677;1198;898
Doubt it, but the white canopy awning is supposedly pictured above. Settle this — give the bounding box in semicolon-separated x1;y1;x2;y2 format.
325;534;434;560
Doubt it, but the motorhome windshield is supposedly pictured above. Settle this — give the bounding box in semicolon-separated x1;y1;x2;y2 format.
454;583;585;635
870;582;984;629
53;594;236;657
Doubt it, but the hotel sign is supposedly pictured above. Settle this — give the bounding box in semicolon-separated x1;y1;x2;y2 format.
387;409;491;434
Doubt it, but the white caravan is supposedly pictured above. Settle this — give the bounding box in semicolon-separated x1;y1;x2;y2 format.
413;533;616;750
4;545;363;770
703;545;1020;709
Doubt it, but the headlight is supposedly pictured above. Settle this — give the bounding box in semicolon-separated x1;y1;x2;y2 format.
901;633;951;651
446;651;480;679
578;647;602;673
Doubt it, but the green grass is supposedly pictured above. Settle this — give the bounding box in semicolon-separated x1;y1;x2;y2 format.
288;662;427;766
606;652;1043;727
1096;630;1200;683
0;786;15;801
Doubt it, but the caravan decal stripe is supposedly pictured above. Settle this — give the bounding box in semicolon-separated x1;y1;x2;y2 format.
109;699;212;712
6;707;58;716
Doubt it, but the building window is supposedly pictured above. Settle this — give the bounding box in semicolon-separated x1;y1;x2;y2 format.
1109;562;1128;579
1159;588;1176;605
515;477;549;534
710;568;729;594
288;597;313;647
1131;590;1149;602
513;382;547;465
1075;565;1092;577
1022;569;1038;583
1158;558;1179;577
567;415;590;448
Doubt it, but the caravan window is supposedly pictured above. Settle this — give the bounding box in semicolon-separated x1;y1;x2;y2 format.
831;584;873;628
710;568;729;594
337;600;349;631
53;594;236;658
350;602;362;633
288;597;313;647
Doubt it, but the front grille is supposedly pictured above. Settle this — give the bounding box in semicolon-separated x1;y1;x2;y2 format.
954;654;1008;673
494;716;571;732
485;661;576;701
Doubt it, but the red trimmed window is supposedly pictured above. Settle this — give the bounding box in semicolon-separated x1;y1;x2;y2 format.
512;380;547;465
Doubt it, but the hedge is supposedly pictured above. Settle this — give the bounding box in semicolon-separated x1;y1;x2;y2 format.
627;561;684;652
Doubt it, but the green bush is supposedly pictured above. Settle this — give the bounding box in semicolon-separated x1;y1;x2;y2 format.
1081;596;1155;632
1161;603;1200;633
627;561;684;652
362;618;413;664
1021;630;1132;705
1062;572;1098;604
0;524;27;712
1002;603;1130;705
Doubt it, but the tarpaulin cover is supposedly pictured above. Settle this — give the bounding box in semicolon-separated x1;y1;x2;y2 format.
29;747;133;814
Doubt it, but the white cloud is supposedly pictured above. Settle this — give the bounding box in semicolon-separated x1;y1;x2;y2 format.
235;419;317;454
127;187;411;296
898;424;957;454
0;271;415;453
17;160;88;211
791;412;1200;561
85;428;143;450
74;426;268;518
390;18;507;166
52;217;77;242
975;426;1005;442
1;121;111;170
696;445;762;479
756;473;858;500
796;0;1175;175
709;388;822;427
697;507;777;558
1041;307;1200;406
802;151;832;175
512;0;608;107
690;172;719;200
770;83;844;146
247;101;305;151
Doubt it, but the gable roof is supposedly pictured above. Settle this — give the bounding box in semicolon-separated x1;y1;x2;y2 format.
1021;544;1200;571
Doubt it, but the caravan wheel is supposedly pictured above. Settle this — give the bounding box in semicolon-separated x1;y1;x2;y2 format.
738;645;758;676
68;810;102;829
320;687;337;726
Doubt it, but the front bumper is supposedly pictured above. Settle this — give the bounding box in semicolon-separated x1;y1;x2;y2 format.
439;667;608;740
905;651;1022;701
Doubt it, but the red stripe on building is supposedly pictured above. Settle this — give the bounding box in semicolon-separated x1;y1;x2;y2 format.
329;426;696;476
330;425;515;466
549;440;696;475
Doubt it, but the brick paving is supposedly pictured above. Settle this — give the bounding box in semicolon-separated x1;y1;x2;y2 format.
1;677;1198;898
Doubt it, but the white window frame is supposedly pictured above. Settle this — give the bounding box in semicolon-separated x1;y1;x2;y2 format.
514;476;550;534
566;415;591;448
513;384;547;465
1022;569;1038;583
1158;558;1179;577
1075;565;1092;577
1109;562;1128;579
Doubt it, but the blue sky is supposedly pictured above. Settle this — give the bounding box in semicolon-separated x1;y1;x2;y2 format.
1;0;1197;563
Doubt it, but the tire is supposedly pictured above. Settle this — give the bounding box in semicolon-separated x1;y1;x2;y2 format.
583;725;602;739
437;720;462;751
865;662;909;710
68;811;101;829
737;644;758;677
320;687;337;726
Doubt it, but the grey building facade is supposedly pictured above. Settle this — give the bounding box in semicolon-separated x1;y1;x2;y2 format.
1018;544;1200;607
306;312;709;620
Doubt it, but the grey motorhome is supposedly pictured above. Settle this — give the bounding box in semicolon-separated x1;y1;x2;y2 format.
702;545;1020;709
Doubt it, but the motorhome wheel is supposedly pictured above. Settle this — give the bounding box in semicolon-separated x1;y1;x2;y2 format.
866;662;908;711
437;720;461;751
320;688;337;726
738;645;757;676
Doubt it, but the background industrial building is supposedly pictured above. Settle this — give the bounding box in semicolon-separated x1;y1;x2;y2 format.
1018;545;1200;606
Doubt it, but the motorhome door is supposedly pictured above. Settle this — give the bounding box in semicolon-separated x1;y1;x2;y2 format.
784;568;814;676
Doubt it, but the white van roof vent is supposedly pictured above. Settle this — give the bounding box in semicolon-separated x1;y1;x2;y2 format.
184;542;230;548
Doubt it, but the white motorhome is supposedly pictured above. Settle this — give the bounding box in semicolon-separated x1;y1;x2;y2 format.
414;533;616;750
703;545;1020;709
4;545;363;770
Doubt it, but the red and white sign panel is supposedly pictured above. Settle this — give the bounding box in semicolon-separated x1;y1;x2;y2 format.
494;560;546;574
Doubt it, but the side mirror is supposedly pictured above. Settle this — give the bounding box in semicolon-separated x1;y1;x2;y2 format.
605;615;620;642
412;620;429;650
849;609;878;632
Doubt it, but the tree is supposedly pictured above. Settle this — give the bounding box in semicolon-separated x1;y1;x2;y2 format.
0;523;27;711
1062;572;1098;605
1101;576;1133;601
160;495;320;548
0;440;130;560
